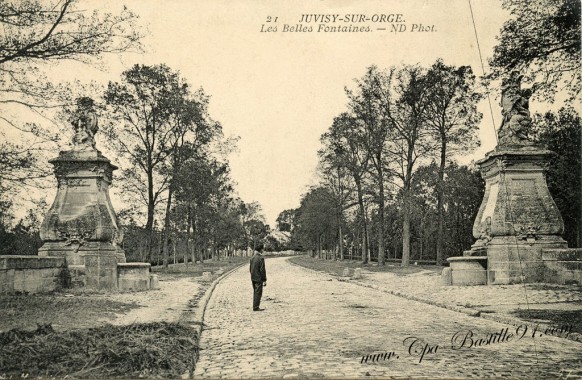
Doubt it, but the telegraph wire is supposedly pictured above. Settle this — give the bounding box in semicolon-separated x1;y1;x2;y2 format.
468;0;499;145
468;0;540;374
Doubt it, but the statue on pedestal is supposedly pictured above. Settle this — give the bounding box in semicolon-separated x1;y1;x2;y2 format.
39;96;126;288
497;71;539;148
70;97;99;151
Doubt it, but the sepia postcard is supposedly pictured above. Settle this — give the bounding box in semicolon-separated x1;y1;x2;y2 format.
0;0;580;379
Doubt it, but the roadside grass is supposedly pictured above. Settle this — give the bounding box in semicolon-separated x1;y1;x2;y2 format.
0;256;249;377
157;256;250;315
0;295;141;332
511;309;582;335
0;322;198;379
289;255;442;277
152;256;249;280
1;257;249;333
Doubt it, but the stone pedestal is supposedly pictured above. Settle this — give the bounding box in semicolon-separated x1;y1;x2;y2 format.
447;257;488;286
469;148;567;284
39;150;126;289
117;263;151;291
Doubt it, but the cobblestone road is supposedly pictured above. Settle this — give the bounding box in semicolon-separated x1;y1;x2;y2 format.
194;257;582;378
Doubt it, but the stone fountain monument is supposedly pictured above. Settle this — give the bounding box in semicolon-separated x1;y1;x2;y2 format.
0;98;155;293
37;97;153;290
445;72;581;286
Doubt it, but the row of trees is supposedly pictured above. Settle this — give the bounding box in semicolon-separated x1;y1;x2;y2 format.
0;1;271;265
102;64;272;266
281;162;484;263
279;61;483;266
276;0;581;266
283;103;580;265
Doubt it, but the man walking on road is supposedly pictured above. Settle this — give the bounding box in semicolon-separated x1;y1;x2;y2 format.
250;243;267;311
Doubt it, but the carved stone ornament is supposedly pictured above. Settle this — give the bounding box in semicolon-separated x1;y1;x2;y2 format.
58;227;94;253
514;223;541;244
475;216;492;247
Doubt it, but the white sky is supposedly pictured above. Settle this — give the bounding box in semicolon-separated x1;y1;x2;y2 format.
5;0;516;227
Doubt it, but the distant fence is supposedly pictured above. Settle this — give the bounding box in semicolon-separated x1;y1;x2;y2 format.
307;249;437;265
263;250;304;257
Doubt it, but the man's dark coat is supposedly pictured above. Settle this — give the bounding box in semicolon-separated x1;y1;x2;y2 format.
250;253;267;282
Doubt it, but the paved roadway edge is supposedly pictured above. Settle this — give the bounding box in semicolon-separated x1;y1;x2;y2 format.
179;261;247;377
287;257;582;344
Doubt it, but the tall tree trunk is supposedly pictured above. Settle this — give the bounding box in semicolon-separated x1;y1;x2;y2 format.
436;137;446;265
377;153;386;265
401;138;414;267
185;205;191;265
366;223;371;263
355;177;369;264
393;238;397;260
337;166;345;261
145;196;155;262
162;188;173;269
173;239;177;264
156;236;163;266
401;191;411;267
420;216;424;261
190;210;197;264
145;154;155;262
338;221;344;260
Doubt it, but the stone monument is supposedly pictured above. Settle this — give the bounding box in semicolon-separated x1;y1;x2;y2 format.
447;71;569;285
38;97;127;289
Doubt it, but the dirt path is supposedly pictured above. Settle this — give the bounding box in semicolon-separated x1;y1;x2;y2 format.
97;276;201;326
0;258;247;333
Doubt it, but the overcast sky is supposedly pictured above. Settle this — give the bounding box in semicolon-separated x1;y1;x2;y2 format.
10;0;515;226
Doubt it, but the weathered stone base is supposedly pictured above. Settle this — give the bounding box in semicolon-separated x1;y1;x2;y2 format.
1;254;156;293
117;263;152;291
444;241;580;287
486;236;567;285
38;241;126;264
38;241;126;289
0;256;66;294
543;248;582;285
447;256;488;286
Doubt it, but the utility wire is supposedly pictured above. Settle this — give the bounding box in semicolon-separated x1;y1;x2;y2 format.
468;0;499;144
468;0;540;375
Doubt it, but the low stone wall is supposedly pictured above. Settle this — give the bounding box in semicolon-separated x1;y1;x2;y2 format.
444;248;582;286
447;256;488;286
543;249;582;285
0;255;157;293
117;263;152;291
0;255;65;294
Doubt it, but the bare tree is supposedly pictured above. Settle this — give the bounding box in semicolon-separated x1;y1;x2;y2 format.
0;0;143;209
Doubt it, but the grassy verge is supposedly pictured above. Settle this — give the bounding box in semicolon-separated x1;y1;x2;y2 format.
0;322;198;379
0;256;249;378
0;295;141;332
511;309;582;335
155;256;249;318
151;256;249;280
288;255;442;277
0;258;248;333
